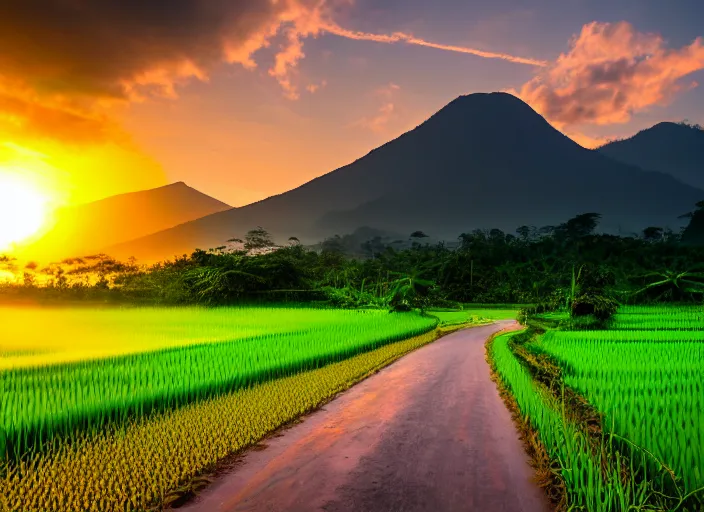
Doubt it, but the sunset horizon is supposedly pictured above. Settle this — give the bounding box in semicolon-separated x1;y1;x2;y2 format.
2;3;704;511
1;1;703;252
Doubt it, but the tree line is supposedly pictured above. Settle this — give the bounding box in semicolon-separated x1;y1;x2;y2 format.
2;209;704;315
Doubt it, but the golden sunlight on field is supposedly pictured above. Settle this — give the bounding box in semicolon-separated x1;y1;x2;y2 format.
0;172;52;250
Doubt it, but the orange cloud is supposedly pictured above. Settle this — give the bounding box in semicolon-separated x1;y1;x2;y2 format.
306;80;328;93
258;4;547;100
321;24;548;66
0;0;546;114
378;83;401;97
0;0;330;155
269;27;309;100
511;22;704;129
354;83;401;133
357;103;396;133
0;78;120;145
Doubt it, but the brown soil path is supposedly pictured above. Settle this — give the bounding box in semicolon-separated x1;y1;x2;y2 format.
181;321;548;512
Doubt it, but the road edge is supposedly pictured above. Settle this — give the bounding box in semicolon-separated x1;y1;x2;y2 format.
168;320;492;510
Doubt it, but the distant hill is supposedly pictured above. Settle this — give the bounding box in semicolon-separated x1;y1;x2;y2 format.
25;182;231;260
108;93;704;262
598;122;704;190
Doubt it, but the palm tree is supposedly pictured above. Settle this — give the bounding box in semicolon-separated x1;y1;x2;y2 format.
184;266;265;303
631;267;704;301
387;267;437;312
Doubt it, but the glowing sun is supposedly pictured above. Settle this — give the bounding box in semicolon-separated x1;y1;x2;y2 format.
0;173;50;250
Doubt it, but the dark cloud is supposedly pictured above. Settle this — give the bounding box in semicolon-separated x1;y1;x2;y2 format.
0;0;549;143
0;0;285;99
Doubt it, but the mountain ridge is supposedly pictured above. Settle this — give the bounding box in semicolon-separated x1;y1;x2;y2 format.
598;122;704;190
23;181;232;260
102;92;704;261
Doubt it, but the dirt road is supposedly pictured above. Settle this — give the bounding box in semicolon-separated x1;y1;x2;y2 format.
182;321;548;512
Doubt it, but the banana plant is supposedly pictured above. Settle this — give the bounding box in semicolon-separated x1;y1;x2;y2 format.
631;268;704;301
184;266;265;303
386;267;437;312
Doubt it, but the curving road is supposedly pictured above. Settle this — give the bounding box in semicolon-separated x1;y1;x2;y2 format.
181;321;548;512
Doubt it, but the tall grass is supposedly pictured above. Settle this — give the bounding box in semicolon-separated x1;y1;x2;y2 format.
2;329;440;512
429;308;516;326
0;306;436;459
533;329;704;495
618;305;704;316
0;306;406;369
610;305;704;330
490;331;651;511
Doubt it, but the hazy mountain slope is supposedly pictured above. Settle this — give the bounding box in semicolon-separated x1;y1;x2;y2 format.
598;122;704;189
108;93;704;262
26;182;231;260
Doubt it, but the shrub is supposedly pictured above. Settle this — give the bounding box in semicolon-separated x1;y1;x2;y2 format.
571;293;619;320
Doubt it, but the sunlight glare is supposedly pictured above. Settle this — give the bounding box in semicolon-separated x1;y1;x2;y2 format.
0;173;50;250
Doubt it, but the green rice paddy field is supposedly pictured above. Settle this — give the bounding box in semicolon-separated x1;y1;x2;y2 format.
1;305;493;512
0;307;438;456
8;302;699;511
430;308;516;326
492;305;704;511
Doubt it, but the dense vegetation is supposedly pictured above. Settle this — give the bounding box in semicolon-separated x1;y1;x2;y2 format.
491;305;704;511
531;326;704;494
1;307;436;459
3;208;704;511
2;328;445;512
490;331;650;511
3;209;704;312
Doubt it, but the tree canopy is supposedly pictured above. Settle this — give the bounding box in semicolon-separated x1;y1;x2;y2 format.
3;210;704;311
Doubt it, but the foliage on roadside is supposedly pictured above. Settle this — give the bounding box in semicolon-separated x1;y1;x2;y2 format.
489;330;656;511
499;307;704;511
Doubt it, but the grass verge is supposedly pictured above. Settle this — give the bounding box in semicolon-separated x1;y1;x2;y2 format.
484;327;567;510
1;321;479;512
520;324;704;510
486;329;655;512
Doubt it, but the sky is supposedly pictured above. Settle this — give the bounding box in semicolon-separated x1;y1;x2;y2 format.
0;0;703;212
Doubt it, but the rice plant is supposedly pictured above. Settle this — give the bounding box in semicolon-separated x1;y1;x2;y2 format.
490;331;651;511
1;329;439;512
0;306;436;460
429;308;516;326
0;306;422;369
610;305;704;330
532;310;704;498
